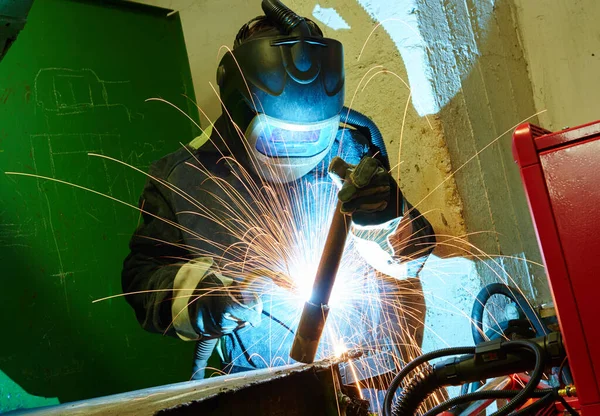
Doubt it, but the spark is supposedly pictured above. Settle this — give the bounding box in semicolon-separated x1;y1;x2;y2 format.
4;28;552;414
7;113;545;412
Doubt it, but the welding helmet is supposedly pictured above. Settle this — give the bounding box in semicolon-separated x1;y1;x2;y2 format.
217;0;344;183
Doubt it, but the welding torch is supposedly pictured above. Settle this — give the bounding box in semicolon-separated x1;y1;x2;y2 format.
290;199;350;363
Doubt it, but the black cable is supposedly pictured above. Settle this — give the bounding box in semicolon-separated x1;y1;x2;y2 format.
558;357;574;385
556;395;579;416
261;309;295;334
489;340;544;416
557;356;568;379
383;346;476;416
421;389;555;416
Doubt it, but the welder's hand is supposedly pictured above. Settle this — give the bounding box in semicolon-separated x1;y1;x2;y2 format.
328;156;403;227
193;273;263;339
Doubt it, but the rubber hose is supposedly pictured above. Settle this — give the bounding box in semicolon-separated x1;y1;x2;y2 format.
383;346;476;416
489;340;545;416
191;338;219;380
421;389;555;416
391;365;440;416
459;319;511;395
342;106;390;171
471;283;548;345
261;0;307;34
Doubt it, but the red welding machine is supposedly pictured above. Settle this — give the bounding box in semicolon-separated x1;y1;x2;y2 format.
513;120;600;415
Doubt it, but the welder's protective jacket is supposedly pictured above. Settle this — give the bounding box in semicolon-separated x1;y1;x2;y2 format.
122;125;435;374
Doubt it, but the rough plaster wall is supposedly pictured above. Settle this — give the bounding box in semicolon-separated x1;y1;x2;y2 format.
513;0;600;131
412;0;551;303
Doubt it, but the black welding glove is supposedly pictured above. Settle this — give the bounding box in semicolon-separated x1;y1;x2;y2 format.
328;156;404;227
189;273;263;339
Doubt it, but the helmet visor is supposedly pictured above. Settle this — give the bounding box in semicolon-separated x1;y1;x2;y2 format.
247;114;340;158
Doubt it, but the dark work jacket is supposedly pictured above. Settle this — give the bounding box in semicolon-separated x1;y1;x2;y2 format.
122;126;435;374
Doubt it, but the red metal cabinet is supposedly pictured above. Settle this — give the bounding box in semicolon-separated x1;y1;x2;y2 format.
513;121;600;413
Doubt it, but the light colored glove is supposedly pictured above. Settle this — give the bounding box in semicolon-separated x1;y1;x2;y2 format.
328;156;404;227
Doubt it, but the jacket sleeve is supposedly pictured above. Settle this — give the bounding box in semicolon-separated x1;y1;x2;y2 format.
121;175;191;338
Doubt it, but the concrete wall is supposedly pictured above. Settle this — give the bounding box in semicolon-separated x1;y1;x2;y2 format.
513;0;600;131
423;0;550;301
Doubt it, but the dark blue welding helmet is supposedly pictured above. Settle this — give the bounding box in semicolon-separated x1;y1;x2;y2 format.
217;0;344;182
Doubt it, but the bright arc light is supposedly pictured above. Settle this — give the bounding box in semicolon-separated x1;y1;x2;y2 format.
334;341;348;357
288;260;356;309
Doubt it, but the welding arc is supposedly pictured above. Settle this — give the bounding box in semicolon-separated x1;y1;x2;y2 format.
289;201;350;363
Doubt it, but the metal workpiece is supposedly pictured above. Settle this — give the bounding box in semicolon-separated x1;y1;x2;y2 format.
290;201;350;364
339;348;397;386
7;356;368;416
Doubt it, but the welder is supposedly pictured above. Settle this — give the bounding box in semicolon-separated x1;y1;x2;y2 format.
121;0;436;395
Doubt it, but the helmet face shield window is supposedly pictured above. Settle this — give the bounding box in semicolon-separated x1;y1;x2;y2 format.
246;114;340;158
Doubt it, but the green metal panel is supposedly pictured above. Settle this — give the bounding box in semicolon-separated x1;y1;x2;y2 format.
0;0;200;411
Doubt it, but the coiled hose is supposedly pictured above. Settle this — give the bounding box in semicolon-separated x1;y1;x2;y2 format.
342;106;390;171
261;0;309;35
391;365;438;416
388;340;546;416
191;338;219;380
383;346;476;416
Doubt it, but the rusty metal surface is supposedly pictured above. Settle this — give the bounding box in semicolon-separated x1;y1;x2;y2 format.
158;361;367;416
6;357;366;416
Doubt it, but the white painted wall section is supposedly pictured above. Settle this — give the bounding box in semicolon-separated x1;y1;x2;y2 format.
312;4;350;30
513;0;600;130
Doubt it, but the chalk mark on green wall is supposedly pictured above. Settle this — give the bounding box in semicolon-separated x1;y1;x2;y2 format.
34;68;138;121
